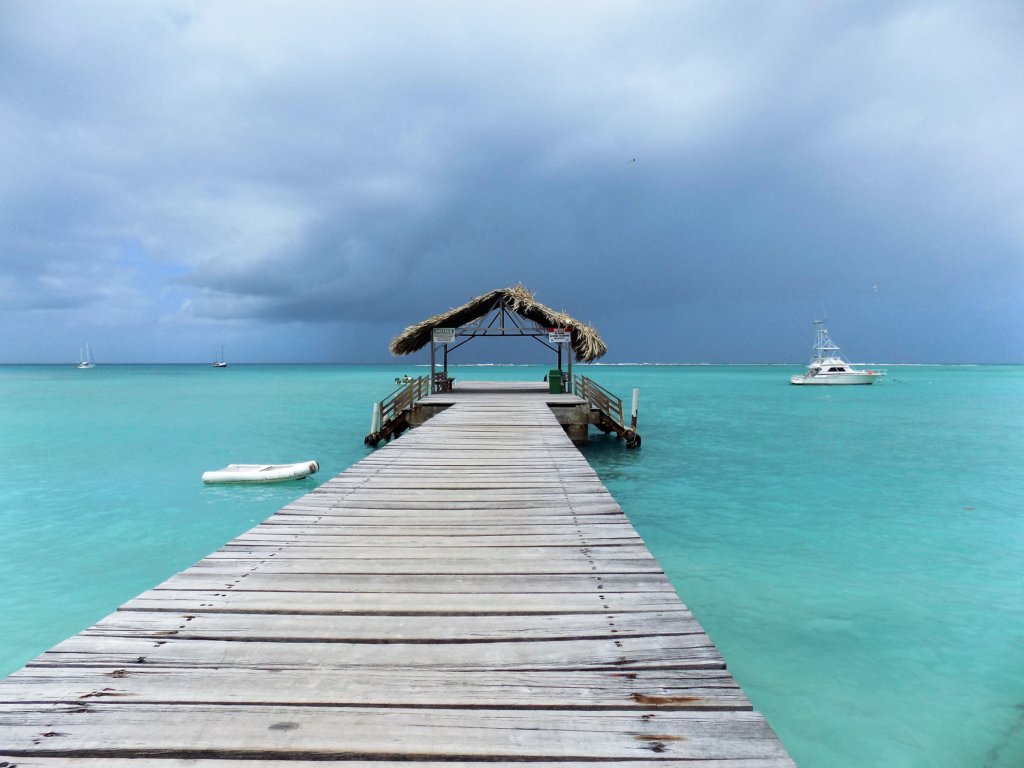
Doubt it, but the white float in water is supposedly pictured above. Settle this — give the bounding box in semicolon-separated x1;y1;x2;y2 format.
202;460;319;484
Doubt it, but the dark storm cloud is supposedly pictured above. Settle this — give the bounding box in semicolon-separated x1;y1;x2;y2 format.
1;1;1021;362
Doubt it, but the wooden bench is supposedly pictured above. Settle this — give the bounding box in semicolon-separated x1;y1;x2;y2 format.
433;372;455;392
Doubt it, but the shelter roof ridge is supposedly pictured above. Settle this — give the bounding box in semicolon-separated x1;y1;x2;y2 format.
388;284;607;362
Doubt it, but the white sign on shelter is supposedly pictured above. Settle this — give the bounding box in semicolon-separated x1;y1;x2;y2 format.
548;328;571;344
432;327;457;344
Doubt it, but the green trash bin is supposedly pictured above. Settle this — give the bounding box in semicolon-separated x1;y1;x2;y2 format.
548;369;563;394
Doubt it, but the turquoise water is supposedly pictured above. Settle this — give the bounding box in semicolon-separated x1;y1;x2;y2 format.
1;364;1022;767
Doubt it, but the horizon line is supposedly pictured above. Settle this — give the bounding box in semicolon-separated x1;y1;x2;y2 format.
0;361;1017;367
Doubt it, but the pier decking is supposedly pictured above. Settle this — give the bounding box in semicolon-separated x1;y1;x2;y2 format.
0;382;792;765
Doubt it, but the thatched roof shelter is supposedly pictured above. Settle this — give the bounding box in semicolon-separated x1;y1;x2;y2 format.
389;285;607;362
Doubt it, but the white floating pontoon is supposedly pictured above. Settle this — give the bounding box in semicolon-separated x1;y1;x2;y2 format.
202;460;319;484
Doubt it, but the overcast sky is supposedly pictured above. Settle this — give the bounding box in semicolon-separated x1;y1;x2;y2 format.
2;1;1021;364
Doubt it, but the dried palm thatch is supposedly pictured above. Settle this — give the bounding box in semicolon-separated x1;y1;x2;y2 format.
389;284;607;362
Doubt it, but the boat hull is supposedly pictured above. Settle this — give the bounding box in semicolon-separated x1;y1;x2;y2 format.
202;460;319;484
790;372;883;385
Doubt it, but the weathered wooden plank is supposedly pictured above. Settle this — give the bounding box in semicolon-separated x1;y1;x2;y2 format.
85;609;701;643
208;544;657;559
0;704;789;761
266;520;628;533
281;500;625;513
320;490;613;500
34;633;725;671
230;537;644;550
244;521;641;536
376;454;589;462
314;479;598;486
319;479;605;488
0;667;749;710
232;533;643;548
329;465;598;473
120;589;688;614
186;557;664;575
150;571;677;593
334;466;599;474
278;504;625;516
0;759;797;767
333;467;598;476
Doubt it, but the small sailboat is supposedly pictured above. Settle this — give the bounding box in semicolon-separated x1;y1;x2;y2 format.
790;321;884;385
212;344;228;368
76;344;96;369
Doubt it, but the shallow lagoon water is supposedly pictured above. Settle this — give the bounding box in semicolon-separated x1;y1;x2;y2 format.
1;363;1021;767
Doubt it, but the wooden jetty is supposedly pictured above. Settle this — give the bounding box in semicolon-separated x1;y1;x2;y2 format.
0;383;792;765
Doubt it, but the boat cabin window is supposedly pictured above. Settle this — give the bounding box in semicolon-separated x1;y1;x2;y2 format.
827;367;843;372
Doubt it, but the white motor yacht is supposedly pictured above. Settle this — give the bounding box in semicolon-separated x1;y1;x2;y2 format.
791;322;884;385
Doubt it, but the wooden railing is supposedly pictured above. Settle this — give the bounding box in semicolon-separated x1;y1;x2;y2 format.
574;375;625;424
385;375;430;422
365;375;430;446
573;375;641;448
365;373;639;449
